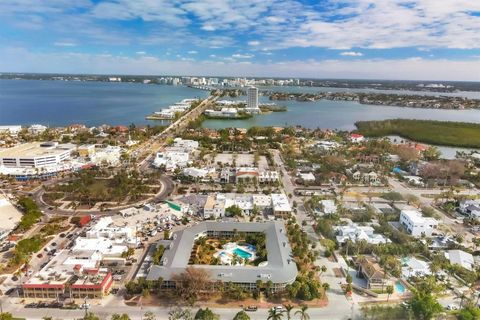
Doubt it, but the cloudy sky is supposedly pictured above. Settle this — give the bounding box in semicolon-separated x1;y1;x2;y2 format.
1;0;480;80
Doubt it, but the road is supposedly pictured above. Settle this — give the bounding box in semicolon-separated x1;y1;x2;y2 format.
137;94;219;172
271;149;357;319
0;301;362;320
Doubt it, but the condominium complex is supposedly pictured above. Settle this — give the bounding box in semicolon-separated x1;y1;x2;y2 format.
146;221;298;292
246;86;260;114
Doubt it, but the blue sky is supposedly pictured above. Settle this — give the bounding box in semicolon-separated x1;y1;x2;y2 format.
1;0;480;80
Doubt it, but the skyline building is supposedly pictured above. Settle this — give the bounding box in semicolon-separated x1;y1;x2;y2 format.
246;86;260;114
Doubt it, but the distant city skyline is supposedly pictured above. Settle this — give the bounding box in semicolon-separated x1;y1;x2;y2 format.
1;1;480;80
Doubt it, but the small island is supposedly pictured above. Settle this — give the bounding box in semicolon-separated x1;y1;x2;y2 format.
355;119;480;148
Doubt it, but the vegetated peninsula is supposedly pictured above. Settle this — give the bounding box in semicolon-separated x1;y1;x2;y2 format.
355;119;480;148
268;91;480;109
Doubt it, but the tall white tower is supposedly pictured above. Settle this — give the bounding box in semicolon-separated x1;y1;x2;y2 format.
247;86;259;109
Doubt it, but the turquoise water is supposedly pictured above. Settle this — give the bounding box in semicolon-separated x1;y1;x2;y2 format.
0;79;208;126
233;248;252;259
395;281;406;294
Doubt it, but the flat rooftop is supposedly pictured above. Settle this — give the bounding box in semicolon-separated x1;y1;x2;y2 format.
147;221;298;284
0;142;74;158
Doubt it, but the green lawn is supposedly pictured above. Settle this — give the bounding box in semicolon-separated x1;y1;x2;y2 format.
355;119;480;148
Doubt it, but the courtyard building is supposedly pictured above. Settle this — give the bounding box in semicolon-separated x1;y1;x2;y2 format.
146;221;297;292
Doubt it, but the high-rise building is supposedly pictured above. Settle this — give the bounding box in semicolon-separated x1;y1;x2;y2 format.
245;86;260;114
247;86;259;109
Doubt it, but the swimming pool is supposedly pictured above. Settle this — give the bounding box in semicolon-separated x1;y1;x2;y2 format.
395;281;406;294
233;248;252;259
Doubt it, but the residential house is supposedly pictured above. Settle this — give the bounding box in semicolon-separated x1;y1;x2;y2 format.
401;257;431;278
258;170;279;183
356;256;390;290
399;209;438;237
445;250;475;271
350;134;365;143
459;200;480;219
335;223;390;245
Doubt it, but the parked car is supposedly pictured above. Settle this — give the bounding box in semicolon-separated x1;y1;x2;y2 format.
25;303;37;308
244;305;258;312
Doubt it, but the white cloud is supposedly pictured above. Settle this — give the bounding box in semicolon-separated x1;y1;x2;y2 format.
54;41;77;47
201;25;216;31
232;53;254;59
136;51;146;55
4;0;480;53
340;51;363;57
90;0;188;26
188;50;198;54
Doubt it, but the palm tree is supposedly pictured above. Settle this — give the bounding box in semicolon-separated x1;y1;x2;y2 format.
386;285;394;302
322;283;330;297
295;305;310;320
267;308;284;320
320;265;327;277
284;304;294;320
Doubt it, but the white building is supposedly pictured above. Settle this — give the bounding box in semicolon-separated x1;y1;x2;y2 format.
203;194;226;219
0;195;22;241
350;134;365;143
298;172;316;183
0;125;22;135
314;140;340;151
318;200;337;215
401;257;431;278
399;210;438;237
459;200;480;219
28;124;48;135
204;108;239;118
85;217;137;247
0;142;74;168
252;194;271;211
335;223;390;245
258;170;279;183
173;138;199;152
153;151;190;171
90;146;122;166
154;109;175;119
245;86;260;114
182;167;215;179
271;193;292;218
445;250;475;271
